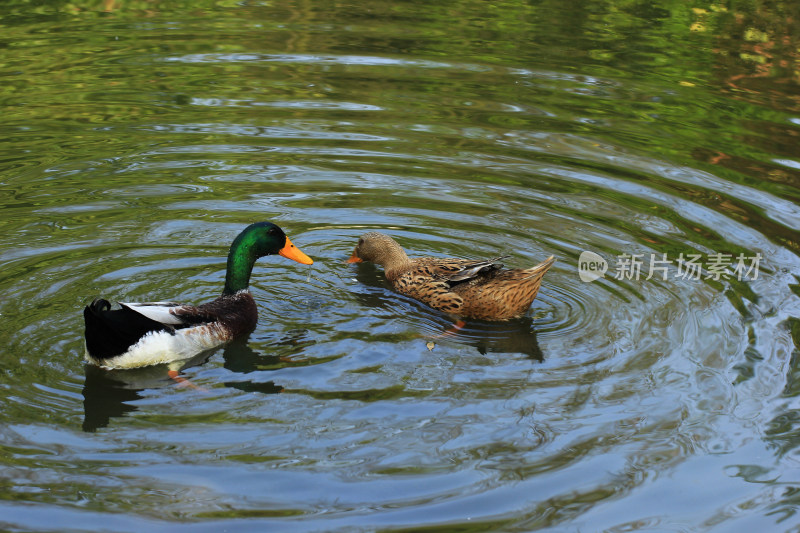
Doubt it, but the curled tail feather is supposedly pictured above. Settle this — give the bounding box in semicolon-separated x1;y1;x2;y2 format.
523;256;556;280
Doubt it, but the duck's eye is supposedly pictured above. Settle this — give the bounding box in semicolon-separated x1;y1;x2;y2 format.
358;238;364;246
268;227;277;235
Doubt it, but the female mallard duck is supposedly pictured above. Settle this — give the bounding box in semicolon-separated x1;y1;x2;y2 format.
83;222;313;370
347;232;555;321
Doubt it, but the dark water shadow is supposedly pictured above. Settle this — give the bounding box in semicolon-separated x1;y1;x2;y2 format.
347;260;394;305
81;350;216;432
219;337;289;395
449;316;544;362
81;365;142;433
81;336;299;431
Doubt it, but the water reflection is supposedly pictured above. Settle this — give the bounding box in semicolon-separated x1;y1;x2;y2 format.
6;1;800;529
220;337;289;394
221;333;313;374
81;365;142;433
81;336;309;431
80;351;216;432
452;317;544;362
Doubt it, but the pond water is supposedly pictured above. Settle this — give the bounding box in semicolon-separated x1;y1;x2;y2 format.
2;1;800;531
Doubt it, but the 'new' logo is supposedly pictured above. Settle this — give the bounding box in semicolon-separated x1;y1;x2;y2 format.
578;251;607;282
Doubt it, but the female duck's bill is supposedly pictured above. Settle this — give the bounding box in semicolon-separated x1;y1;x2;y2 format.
83;222;312;370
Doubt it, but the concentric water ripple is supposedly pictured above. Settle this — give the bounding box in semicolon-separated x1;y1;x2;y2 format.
2;4;800;531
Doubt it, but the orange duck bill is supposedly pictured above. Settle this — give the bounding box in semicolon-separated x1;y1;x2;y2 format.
279;236;314;265
346;250;363;263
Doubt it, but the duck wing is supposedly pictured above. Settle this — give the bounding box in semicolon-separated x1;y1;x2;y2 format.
119;301;202;326
430;256;508;284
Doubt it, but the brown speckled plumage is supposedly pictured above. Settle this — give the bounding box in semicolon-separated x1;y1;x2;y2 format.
348;232;556;321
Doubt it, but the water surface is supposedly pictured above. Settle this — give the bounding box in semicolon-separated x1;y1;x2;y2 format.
2;1;800;531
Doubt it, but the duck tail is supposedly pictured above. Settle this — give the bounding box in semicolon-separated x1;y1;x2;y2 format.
522;255;556;280
87;298;112;314
84;298;114;359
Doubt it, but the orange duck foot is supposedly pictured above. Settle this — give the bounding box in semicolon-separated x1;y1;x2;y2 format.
167;370;208;392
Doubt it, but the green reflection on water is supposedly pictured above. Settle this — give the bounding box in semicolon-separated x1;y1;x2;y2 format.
1;0;800;531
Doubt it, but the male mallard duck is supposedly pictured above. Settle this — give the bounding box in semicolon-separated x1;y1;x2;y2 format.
347;232;555;321
84;222;313;370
